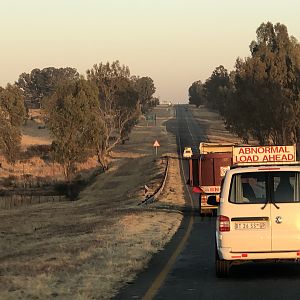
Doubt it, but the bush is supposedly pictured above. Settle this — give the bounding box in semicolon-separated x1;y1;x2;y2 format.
22;144;52;159
54;180;86;200
2;175;18;187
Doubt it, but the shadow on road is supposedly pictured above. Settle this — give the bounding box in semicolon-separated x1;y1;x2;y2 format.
229;261;300;280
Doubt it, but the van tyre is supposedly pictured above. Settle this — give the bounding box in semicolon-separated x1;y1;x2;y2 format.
216;259;230;277
215;247;230;277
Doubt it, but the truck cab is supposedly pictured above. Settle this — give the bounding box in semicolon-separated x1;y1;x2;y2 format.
211;145;300;277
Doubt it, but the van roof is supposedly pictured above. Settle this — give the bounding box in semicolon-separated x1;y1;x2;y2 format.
231;161;300;169
228;164;300;175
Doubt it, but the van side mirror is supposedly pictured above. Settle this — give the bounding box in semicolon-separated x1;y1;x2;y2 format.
207;195;219;206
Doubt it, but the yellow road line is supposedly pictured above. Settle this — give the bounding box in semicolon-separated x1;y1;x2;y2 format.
142;107;195;300
142;213;194;300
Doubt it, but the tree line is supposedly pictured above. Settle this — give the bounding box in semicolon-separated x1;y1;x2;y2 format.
0;60;159;181
189;22;300;145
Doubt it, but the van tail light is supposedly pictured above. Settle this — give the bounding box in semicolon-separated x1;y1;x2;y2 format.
201;194;207;203
219;215;230;232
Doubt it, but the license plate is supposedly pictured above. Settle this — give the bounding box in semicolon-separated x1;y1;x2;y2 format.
235;222;266;230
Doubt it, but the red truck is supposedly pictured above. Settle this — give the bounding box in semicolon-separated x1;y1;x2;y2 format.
189;142;234;214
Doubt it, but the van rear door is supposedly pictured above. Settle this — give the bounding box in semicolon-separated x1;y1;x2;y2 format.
223;172;271;252
270;171;300;251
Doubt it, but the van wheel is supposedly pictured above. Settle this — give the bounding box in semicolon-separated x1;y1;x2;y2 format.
215;248;230;277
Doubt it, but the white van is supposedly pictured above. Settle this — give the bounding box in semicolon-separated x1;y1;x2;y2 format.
208;145;300;277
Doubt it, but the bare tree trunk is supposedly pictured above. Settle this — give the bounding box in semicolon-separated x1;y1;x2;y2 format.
96;147;108;171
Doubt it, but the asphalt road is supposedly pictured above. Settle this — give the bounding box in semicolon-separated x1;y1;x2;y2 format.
115;105;300;300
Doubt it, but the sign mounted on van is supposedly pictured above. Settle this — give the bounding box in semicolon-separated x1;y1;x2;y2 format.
233;145;296;164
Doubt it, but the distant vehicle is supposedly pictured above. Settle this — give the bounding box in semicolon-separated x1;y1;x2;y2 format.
183;147;193;158
208;144;300;277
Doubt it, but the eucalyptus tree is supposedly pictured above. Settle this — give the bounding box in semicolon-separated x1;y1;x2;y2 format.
250;22;300;144
224;22;300;145
17;67;79;108
87;60;139;169
188;80;205;107
0;84;26;164
43;78;103;181
133;76;156;113
204;65;230;115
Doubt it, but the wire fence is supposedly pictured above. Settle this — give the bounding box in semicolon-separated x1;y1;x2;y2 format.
0;194;65;209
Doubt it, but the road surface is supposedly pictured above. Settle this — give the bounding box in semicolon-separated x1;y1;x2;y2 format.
115;105;300;300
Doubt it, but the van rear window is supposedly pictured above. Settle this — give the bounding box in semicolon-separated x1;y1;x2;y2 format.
229;171;300;204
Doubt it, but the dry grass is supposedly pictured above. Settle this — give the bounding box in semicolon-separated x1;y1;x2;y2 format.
189;105;258;145
0;155;99;183
189;105;242;143
21;119;51;147
22;109;51;147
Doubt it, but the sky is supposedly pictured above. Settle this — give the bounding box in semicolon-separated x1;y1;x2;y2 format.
1;0;300;103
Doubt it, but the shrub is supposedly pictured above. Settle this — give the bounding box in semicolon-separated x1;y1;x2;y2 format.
22;144;52;159
2;175;18;187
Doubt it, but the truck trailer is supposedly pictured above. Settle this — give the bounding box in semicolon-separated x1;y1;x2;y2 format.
189;142;235;214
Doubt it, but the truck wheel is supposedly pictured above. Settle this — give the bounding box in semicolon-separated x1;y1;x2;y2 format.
215;248;230;277
199;197;202;215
